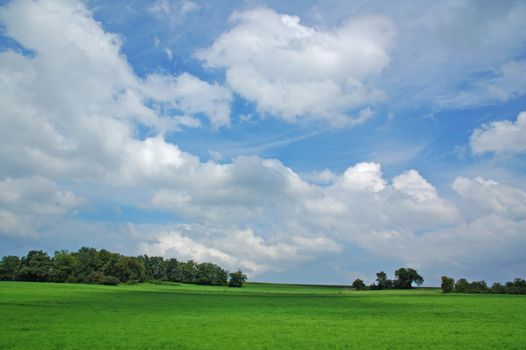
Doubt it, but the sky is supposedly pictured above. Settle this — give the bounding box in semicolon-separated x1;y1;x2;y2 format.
0;0;525;286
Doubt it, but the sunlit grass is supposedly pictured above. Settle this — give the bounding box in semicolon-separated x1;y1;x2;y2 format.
1;281;524;349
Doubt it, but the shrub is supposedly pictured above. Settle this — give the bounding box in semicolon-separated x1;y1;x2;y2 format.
99;275;120;286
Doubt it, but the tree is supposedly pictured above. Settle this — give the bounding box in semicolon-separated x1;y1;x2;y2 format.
165;258;181;282
440;276;455;293
0;255;21;281
51;250;78;282
142;255;166;281
195;263;228;285
455;278;469;293
394;268;423;289
114;256;146;282
468;280;488;294
180;260;197;283
228;270;247;287
18;250;52;282
352;278;366;290
375;271;393;290
72;247;99;282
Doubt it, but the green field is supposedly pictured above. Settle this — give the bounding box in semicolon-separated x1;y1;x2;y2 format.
1;282;525;349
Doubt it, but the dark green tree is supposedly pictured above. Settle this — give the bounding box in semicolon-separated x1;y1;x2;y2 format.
394;268;423;289
352;278;366;290
72;247;99;282
228;270;247;287
142;255;166;281
51;250;78;282
18;250;52;282
114;256;146;282
375;271;393;290
455;278;469;293
180;260;197;283
165;258;181;282
0;255;21;281
440;276;455;293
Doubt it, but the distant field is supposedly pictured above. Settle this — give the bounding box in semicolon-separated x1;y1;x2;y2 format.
0;282;525;349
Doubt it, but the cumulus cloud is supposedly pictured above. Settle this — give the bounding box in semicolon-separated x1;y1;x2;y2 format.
337;162;386;192
139;226;342;276
453;176;526;219
197;8;394;126
0;0;231;135
470;112;526;155
0;177;82;237
1;0;525;283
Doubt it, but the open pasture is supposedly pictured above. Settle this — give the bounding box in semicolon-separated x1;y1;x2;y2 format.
0;281;525;349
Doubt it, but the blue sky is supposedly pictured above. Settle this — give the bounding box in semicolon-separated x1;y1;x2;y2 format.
1;0;525;285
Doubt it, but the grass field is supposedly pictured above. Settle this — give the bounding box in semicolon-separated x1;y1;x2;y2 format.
1;281;525;349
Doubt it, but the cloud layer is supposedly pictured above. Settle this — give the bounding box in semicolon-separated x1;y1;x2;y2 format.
197;8;394;126
470;112;526;155
0;0;525;284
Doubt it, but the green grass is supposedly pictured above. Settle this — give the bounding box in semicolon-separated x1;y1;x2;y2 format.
1;282;525;349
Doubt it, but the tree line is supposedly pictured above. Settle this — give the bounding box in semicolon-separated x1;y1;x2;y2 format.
0;247;247;287
441;276;526;294
351;267;424;290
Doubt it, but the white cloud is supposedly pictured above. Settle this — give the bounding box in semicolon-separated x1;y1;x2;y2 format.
139;226;342;276
470;111;526;155
301;169;338;185
0;177;82;237
453;176;526;220
0;0;231;136
197;8;394;126
1;0;525;283
392;170;437;202
337;162;386;192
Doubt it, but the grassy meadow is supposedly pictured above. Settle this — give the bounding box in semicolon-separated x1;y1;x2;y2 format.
0;281;525;349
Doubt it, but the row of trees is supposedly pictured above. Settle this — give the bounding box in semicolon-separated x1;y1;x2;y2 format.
352;268;424;290
0;247;247;287
441;276;526;294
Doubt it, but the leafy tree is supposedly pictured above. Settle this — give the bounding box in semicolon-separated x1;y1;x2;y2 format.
352;278;366;290
440;276;455;293
180;260;197;283
375;271;393;290
142;255;166;281
195;262;228;285
114;256;146;282
394;268;423;289
505;278;526;294
101;252;122;278
72;247;99;282
228;270;247;287
51;250;78;283
468;280;488;294
165;258;181;282
18;250;52;282
455;278;469;293
490;282;505;294
0;255;21;281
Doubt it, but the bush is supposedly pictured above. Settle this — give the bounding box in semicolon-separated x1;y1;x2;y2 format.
99;275;120;286
87;271;119;285
126;279;139;285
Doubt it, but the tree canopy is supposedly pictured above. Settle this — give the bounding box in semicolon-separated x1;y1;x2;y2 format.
0;248;247;287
